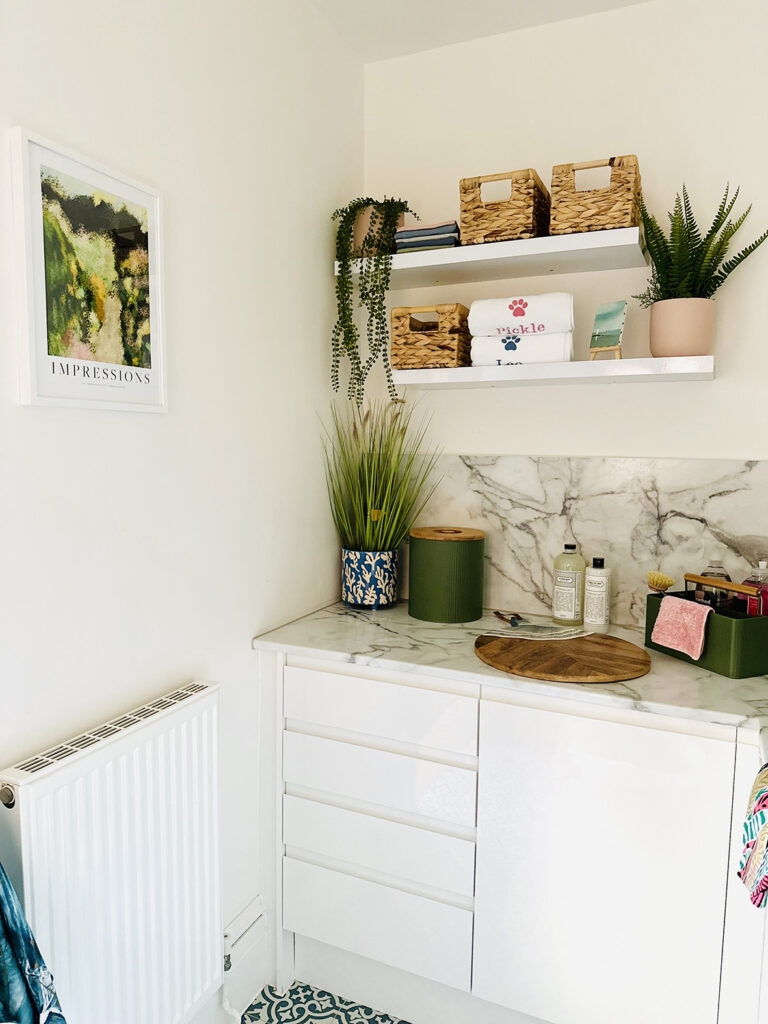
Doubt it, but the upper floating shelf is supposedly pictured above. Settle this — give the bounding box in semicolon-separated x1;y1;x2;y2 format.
335;227;648;289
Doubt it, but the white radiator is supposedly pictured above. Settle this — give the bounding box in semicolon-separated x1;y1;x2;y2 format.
0;681;223;1024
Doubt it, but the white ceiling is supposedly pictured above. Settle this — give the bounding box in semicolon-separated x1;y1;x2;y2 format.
312;0;650;62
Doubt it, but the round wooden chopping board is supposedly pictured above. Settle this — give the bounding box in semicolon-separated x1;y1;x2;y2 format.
474;632;651;684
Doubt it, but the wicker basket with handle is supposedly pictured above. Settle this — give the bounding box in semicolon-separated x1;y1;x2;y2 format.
460;169;550;246
549;155;641;235
391;303;471;370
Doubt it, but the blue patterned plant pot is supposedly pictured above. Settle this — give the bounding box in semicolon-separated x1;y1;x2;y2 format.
341;549;398;609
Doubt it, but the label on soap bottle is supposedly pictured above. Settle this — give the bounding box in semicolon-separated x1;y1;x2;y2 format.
585;575;609;625
553;570;584;621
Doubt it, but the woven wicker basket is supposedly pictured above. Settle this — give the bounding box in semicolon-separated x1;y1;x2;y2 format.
549;155;641;235
460;169;550;246
391;304;471;370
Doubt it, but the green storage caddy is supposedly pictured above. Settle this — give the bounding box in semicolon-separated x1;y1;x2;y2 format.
645;592;768;679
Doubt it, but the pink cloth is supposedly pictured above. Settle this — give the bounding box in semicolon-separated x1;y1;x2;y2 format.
651;595;713;660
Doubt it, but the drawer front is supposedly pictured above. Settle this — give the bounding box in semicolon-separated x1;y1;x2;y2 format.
284;666;478;756
283;731;476;828
284;795;476;897
283;857;472;991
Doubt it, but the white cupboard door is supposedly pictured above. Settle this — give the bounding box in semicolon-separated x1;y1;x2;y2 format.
284;666;478;755
283;858;473;991
283;731;477;828
284;796;476;897
472;700;735;1024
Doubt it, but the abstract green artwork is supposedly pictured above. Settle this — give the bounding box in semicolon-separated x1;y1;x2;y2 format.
15;131;164;409
589;300;627;351
41;167;151;368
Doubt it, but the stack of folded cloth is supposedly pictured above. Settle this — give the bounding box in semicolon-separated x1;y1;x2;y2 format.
395;220;459;253
468;292;575;366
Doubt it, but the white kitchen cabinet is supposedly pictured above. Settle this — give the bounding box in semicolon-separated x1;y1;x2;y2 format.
472;697;736;1024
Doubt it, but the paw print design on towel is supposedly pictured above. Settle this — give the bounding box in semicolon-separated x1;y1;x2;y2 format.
509;299;528;317
503;336;519;351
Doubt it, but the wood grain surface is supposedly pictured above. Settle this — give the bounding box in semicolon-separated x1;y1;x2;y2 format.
474;632;651;683
409;527;485;542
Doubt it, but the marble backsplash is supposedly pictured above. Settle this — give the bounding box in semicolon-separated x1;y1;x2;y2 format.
417;456;768;627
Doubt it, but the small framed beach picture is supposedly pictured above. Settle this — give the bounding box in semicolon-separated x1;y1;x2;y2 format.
11;129;166;412
589;300;627;360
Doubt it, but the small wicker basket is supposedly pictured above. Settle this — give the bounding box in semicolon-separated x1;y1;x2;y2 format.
391;304;471;370
549;155;641;235
460;169;550;246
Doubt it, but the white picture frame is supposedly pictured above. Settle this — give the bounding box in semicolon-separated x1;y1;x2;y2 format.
11;128;166;412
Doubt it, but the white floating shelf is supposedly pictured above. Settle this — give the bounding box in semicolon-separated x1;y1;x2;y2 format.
336;227;648;288
393;356;715;390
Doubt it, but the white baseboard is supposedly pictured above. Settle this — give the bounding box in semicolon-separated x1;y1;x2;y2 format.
295;936;546;1024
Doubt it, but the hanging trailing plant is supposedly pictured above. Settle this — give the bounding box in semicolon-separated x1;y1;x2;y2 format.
332;197;415;405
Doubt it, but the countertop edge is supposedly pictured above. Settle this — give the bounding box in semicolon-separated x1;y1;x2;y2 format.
252;611;754;729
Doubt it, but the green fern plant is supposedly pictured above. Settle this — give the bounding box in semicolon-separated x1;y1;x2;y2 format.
635;185;768;308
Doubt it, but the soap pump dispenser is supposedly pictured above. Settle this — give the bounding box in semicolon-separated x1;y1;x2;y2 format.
552;543;586;626
584;557;612;633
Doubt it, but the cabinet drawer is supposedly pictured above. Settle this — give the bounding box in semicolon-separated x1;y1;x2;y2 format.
283;731;476;828
283;857;472;991
284;795;475;897
284;666;478;755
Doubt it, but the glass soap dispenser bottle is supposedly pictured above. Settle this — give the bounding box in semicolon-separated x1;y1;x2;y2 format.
553;542;586;626
743;559;768;616
698;554;732;608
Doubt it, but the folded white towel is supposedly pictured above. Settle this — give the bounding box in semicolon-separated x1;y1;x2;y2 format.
471;333;573;366
468;292;574;338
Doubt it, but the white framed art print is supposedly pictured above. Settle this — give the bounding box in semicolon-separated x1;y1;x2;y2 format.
12;129;166;412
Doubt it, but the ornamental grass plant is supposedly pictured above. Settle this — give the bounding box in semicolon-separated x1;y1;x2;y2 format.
322;401;441;553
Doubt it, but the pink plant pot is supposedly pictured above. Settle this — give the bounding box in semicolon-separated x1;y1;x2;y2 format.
649;298;716;357
353;206;405;256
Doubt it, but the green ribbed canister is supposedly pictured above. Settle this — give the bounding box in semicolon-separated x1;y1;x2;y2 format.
408;526;485;623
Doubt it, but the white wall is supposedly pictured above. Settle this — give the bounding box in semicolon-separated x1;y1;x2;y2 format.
0;0;361;1000
364;0;768;459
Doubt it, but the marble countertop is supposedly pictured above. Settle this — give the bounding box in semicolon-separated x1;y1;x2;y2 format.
253;602;768;728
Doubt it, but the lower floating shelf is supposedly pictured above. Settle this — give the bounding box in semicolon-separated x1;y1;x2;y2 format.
392;356;714;390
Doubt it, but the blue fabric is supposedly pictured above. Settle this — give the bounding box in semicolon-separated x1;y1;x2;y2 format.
395;221;458;239
0;859;66;1024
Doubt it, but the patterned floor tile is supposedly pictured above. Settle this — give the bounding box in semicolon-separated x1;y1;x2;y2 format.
243;981;409;1024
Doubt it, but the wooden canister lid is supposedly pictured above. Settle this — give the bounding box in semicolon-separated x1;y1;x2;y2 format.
409;526;485;542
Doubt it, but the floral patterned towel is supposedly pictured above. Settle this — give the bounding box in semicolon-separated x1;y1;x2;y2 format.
738;763;768;908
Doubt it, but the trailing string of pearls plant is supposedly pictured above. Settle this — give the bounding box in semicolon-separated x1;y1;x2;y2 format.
331;197;414;405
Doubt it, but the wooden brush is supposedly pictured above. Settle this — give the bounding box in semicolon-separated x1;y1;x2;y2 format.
647;571;675;593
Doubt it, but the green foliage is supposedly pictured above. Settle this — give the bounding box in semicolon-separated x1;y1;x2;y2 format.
322;401;441;552
42;207;92;355
635;184;768;307
117;249;151;367
332;197;414;406
41;173;151;365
